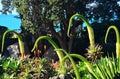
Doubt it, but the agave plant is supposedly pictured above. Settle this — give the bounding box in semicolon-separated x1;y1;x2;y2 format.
85;44;103;62
55;49;98;79
105;25;120;58
1;30;24;59
71;54;120;79
55;49;80;79
67;13;103;62
0;55;56;79
17;57;56;79
31;36;66;74
77;62;93;79
0;56;21;78
93;56;120;79
67;13;95;53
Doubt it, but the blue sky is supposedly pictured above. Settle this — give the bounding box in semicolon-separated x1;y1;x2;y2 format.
0;0;21;30
0;14;21;30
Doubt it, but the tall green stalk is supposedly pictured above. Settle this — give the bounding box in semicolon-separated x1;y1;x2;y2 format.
55;49;80;79
67;13;95;53
31;36;66;74
105;25;120;58
67;54;98;79
1;30;24;59
55;49;98;79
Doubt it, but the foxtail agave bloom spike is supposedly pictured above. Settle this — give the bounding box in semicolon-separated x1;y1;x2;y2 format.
66;54;98;79
55;49;99;79
105;25;120;58
1;30;24;59
31;36;66;74
67;13;95;53
55;49;80;79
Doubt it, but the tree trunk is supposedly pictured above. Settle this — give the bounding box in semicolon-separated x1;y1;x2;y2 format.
48;21;68;51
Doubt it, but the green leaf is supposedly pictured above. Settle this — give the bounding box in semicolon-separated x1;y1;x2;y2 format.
2;60;10;69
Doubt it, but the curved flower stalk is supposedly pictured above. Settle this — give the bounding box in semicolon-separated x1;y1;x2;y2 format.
67;13;95;53
31;36;66;74
55;49;80;79
55;49;98;79
105;25;120;58
65;54;98;79
1;30;24;59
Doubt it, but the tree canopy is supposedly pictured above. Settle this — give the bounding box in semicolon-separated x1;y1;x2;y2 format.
1;0;120;33
1;0;120;52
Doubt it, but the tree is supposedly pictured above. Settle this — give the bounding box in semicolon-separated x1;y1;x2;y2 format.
1;0;85;52
1;0;120;54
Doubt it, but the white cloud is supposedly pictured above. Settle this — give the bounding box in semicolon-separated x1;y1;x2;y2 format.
0;0;2;10
117;1;120;6
86;1;99;9
0;0;18;15
12;8;19;15
0;0;2;14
